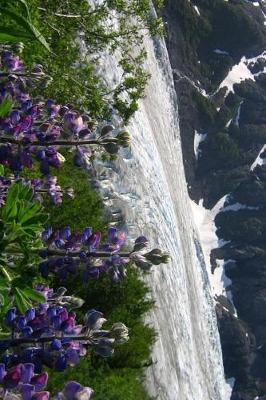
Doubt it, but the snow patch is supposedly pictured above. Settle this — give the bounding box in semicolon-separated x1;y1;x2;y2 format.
250;144;266;170
217;52;266;96
194;130;207;160
218;57;254;95
234;101;243;126
214;49;229;56
225;118;232;128
224;378;235;400
193;5;200;15
221;201;259;212
190;196;238;315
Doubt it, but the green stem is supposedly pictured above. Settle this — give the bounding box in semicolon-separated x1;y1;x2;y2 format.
0;136;118;146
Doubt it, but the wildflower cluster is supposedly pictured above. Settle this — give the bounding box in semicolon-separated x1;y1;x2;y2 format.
39;226;170;283
0;51;130;176
0;31;169;397
0;287;129;373
0;174;74;207
0;363;93;400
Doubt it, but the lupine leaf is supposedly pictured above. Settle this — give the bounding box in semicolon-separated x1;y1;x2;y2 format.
0;26;31;39
22;287;45;303
14;287;32;313
0;96;13;118
12;0;31;20
0;331;11;338
2;8;51;52
0;32;26;43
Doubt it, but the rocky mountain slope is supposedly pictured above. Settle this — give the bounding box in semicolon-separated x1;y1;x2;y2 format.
162;0;266;398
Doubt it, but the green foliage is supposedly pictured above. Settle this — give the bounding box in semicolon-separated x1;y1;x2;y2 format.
193;90;217;127
0;183;46;314
0;0;51;50
200;132;241;172
1;182;46;244
204;168;250;207
45;155;105;232
0;96;13;118
48;270;155;399
230;124;266;150
2;0;163;122
216;211;266;244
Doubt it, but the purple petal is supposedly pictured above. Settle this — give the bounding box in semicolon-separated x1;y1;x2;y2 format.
20;383;35;400
87;232;101;249
10;110;20;124
25;309;36;322
3;365;21;389
30;372;48;391
31;392;50;400
65;349;79;366
55;355;67;372
0;364;6;382
62;381;83;400
81;227;92;243
60;226;71;240
6;308;16;325
51;339;62;351
21;363;34;383
107;227;117;241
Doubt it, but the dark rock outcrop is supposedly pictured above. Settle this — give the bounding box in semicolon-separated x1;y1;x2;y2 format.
162;0;266;397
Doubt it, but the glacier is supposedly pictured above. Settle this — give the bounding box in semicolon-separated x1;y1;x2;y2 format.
85;4;229;399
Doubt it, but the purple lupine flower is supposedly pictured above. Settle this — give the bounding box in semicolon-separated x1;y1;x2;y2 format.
133;236;148;251
84;266;100;281
6;308;16;326
81;227;92;243
20;363;34;383
25;309;35;322
0;364;6;382
3;364;21;388
104;228;126;252
59;226;71;241
84;310;106;330
51;339;62;351
20;383;35;399
10;110;20;124
21;100;33;112
87;232;101;250
30;372;48;391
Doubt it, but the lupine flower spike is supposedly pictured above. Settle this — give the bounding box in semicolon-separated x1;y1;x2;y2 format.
39;227;170;282
0;287;129;372
0;363;93;399
0;51;130;175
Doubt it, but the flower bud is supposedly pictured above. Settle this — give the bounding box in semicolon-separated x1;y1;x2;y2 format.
84;310;106;330
144;249;170;265
130;253;153;271
57;152;66;163
100;124;114;137
116;131;131;147
110;322;129;344
5;308;16;325
12;42;24;53
64;187;74;199
76;387;94;400
133;236;148;251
